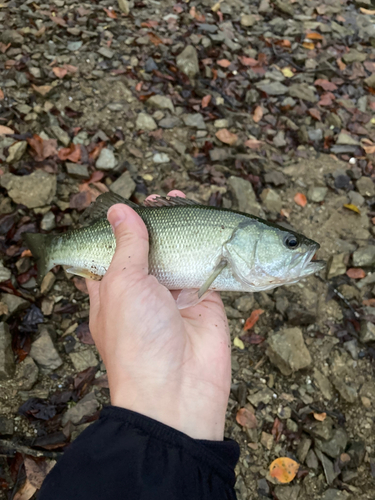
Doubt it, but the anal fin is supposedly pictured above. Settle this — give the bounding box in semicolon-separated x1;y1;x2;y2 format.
66;267;102;281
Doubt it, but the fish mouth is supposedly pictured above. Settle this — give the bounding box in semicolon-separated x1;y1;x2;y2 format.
291;245;326;278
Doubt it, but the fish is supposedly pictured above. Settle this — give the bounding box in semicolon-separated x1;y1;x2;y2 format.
24;192;325;309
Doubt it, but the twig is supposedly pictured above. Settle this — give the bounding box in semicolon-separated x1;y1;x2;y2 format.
315;274;360;319
0;439;63;459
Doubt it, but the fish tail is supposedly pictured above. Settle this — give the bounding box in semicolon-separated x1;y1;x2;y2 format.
23;233;54;284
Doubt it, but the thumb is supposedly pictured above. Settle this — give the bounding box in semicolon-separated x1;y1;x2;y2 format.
106;203;149;279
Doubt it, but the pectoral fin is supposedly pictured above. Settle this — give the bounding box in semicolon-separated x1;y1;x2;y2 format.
197;259;227;298
66;267;102;281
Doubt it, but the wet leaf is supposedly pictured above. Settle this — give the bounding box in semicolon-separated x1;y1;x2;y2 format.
294;193;307;207
236;408;257;429
343;203;360;214
233;336;245;349
346;268;366;279
19;398;57;421
32;84;53;96
58;143;81;162
103;7;117;18
315;79;338;91
52;67;68;79
244;309;264;331
313;412;327;421
13;479;36;500
24;457;56;489
0;125;14;135
27;134;58;161
269;457;299;484
201;95;211;108
253;105;263;123
76;322;95;345
217;59;231;68
215;128;238;146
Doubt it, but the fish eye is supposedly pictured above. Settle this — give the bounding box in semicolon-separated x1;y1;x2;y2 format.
284;234;299;250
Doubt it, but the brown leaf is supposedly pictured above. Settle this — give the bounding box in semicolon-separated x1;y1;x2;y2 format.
0;42;11;53
364;61;375;73
313;412;327;421
238;56;258;67
73;277;89;294
13;479;36;500
215;128;238;146
337;58;346;71
319;92;335;106
346;268;366;279
24;457;56;489
104;7;117;18
244;309;264;331
201;95;212;108
302;42;315;50
314;79;338;91
27;134;58;161
50;15;66;26
244;138;262;149
362;298;375;306
76;322;95;344
58;143;81;162
217;59;231;68
52;67;68;79
32;84;53;96
269;457;299;484
306;32;323;40
294;192;307;207
0;125;14;135
148;32;163;46
253;105;263;123
0;88;4;100
308;108;321;121
236;408;257;429
69;191;92;211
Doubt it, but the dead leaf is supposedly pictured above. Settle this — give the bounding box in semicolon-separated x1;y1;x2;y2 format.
253;105;263;123
236;408;257;429
309;108;321;121
21;249;32;258
314;79;338;91
281;67;294;78
302;42;315;50
238;56;258;67
58;143;81;162
318;92;334;106
337;58;346;71
24;457;56;489
104;7;117;18
346;268;366;279
294;193;307;207
343;203;361;214
217;59;231;68
306;32;323;40
360;7;375;14
32;84;53;96
364;61;375;73
69;191;92;211
244;309;264;331
13;479;37;500
244;138;262;149
148;32;163;46
76;322;94;344
0;88;4;100
211;1;222;12
215;128;238;146
52;67;68;79
0;125;14;135
27;134;58;161
189;5;205;21
50;15;66;26
313;412;327;421
0;42;10;53
269;457;299;484
201;95;212;108
362;298;375;306
73;277;89;294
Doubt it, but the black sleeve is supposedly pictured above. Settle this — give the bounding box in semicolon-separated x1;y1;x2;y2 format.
38;406;240;500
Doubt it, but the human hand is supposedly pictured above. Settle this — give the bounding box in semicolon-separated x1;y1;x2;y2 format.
86;190;231;440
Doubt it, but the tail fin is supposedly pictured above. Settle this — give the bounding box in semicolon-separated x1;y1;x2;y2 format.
23;233;54;285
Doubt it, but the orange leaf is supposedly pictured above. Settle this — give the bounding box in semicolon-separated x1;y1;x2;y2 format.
302;42;315;50
294;193;307;207
21;249;32;258
360;7;375;14
215;128;238;146
337;58;346;71
58;143;81;162
13;478;37;500
244;138;262;150
32;84;52;96
148;32;163;46
306;32;323;40
0;88;4;100
27;134;58;161
104;7;117;18
52;67;68;79
269;457;299;484
346;268;366;279
238;56;258;66
244;309;264;331
217;59;232;68
201;95;212;108
236;408;257;429
253;105;263;123
0;125;14;135
313;412;327;421
362;298;375;306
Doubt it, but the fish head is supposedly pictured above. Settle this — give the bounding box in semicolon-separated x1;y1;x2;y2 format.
225;220;325;290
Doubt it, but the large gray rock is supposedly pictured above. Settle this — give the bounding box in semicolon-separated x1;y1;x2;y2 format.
266;327;312;376
69;349;98;371
29;326;63;371
315;427;348;459
176;45;199;79
326;254;346;279
136;113;157;132
227;176;262;217
182;113;206;130
360;321;375;343
62;392;99;425
352;246;375;267
109;171;136;199
273;485;301;500
15;356;39;390
95;148;117;171
146;95;175;113
1;171;56;208
0;322;15;379
260;188;282;214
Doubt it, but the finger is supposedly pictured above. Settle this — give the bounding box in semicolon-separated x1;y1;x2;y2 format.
86;278;100;325
106;203;149;279
167;190;185;198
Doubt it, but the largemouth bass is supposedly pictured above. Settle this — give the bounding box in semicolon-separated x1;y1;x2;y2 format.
24;192;325;309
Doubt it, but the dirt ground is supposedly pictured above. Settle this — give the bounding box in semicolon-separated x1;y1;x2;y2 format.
1;0;375;498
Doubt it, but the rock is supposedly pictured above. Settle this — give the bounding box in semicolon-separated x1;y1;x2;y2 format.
29;326;63;371
109;171;136;199
266;327;312;376
1;29;24;45
69;349;98;371
255;80;288;96
176;45;199;79
248;388;273;406
306;449;319;469
41;272;56;295
344;339;359;360
347;441;366;468
260;188;282;213
41;211;56;231
356;176;375;197
240;14;256;27
316;427;348;458
264;171;286;186
352;246;375;267
364;73;375;88
1;171;56;209
321;489;349;500
308;417;334;441
331;375;357;403
15;356;39;390
118;0;130;14
50;126;70;147
227;176;262;217
68;41;82;51
234;295;254;312
360;321;375;343
7;141;27;163
66;163;89;179
0;322;15;380
182;113;206;129
0;261;11;282
336;132;360;146
225;306;242;319
343;49;367;64
326;254;346;279
159;116;181;129
146;95;175;113
1;293;29;317
260;431;273;450
313;368;334;400
273;485;301;500
315;449;337;485
348;190;364;207
308;129;323;142
214;119;229;128
288;83;317;103
153;153;170;164
307;186;328;203
297;437;312;463
0;417;14;435
95;148;117;171
136;112;157;132
273;130;287;148
62;392;99;425
98;47;114;59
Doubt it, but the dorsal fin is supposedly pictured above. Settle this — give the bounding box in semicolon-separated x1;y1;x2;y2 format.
80;192;138;225
143;195;202;208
